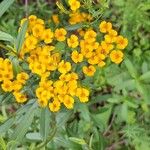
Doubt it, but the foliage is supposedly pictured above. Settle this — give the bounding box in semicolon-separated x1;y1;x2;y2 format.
0;0;150;150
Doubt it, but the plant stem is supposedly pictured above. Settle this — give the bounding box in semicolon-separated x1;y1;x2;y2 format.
25;0;28;17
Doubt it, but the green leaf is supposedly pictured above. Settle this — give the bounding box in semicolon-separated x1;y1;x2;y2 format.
10;56;21;75
139;71;150;81
40;108;51;141
0;0;15;18
0;137;6;150
69;137;86;145
26;132;42;141
124;57;138;79
0;31;15;44
91;106;112;130
15;20;28;53
76;103;91;122
56;111;73;127
120;103;128;121
0;118;15;134
55;42;65;51
65;23;83;31
11;102;37;142
136;81;150;103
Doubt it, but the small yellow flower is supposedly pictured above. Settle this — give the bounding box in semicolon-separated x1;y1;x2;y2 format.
13;91;27;103
42;29;54;44
71;50;83;63
63;95;74;109
58;60;71;74
83;65;96;76
52;14;59;24
110;50;124;64
25;35;38;50
68;0;80;11
49;99;61;112
38;99;48;107
99;21;112;33
1;80;13;92
55;28;67;41
67;34;79;48
12;80;23;91
84;30;97;43
17;72;29;84
116;36;128;49
32;24;44;38
76;88;89;102
104;29;118;43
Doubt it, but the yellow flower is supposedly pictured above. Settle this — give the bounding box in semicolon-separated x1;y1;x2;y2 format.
104;29;118;43
99;21;112;33
13;91;27;103
84;30;97;43
52;14;59;24
110;50;124;64
17;72;29;84
1;80;13;92
83;65;96;76
69;72;78;81
63;95;74;109
76;88;89;102
71;50;83;63
67;34;79;48
98;60;106;68
42;29;54;44
25;35;38;50
31;62;46;75
12;80;23;91
116;36;128;49
49;99;61;112
38;99;48;107
68;0;80;11
32;24;44;38
88;54;99;65
55;28;67;41
58;60;71;74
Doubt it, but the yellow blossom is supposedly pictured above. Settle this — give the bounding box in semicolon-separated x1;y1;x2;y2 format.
110;50;124;64
99;21;112;33
68;0;80;11
42;29;54;44
67;34;79;48
71;50;83;63
1;80;13;92
116;36;128;49
63;95;74;109
76;88;89;102
58;60;71;74
55;28;67;41
83;65;96;76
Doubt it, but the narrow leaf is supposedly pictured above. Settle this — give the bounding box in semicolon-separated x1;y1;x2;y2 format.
0;118;15;134
139;71;150;81
40;108;51;141
124;57;138;78
11;102;37;141
0;0;15;17
15;20;28;53
0;31;15;44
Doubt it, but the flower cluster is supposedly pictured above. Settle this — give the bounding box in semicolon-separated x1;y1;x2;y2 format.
17;15;91;112
0;1;128;112
0;58;29;103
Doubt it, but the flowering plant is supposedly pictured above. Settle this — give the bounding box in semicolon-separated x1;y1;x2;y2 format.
0;0;149;149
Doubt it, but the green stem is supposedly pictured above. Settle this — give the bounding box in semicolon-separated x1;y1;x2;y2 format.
34;113;57;150
35;126;57;150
